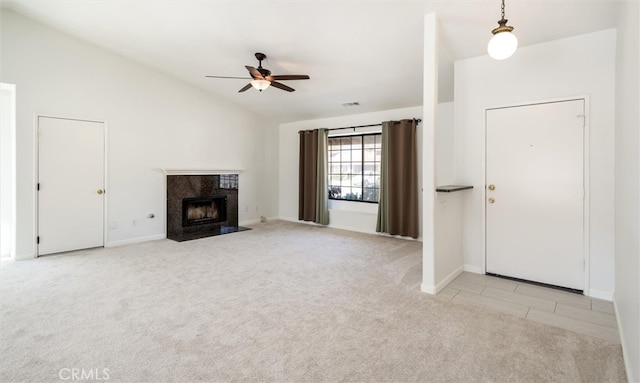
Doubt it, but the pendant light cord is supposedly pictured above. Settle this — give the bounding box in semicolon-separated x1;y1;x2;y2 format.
501;0;506;21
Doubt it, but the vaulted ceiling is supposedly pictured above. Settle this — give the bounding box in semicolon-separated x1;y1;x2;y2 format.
2;0;620;123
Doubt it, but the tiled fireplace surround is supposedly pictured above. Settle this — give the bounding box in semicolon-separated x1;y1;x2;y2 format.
166;173;240;242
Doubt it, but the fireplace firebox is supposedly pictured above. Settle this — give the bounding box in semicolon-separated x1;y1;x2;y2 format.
182;196;227;227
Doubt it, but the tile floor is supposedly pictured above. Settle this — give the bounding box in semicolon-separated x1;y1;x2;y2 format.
439;272;620;343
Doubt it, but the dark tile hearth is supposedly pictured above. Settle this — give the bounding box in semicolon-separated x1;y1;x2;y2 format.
166;174;243;242
170;225;251;242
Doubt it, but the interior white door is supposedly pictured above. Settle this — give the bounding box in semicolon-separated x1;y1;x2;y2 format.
38;117;105;256
486;99;584;290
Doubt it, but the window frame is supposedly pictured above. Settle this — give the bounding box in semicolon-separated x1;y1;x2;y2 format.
327;132;381;204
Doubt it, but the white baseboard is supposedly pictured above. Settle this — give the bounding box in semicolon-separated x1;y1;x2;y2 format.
435;265;465;293
421;283;437;295
240;217;280;226
276;216;420;241
15;253;36;261
586;288;614;301
278;216;310;224
106;234;166;248
278;217;323;228
329;223;376;235
613;298;635;383
421;266;464;295
278;216;372;234
463;264;483;274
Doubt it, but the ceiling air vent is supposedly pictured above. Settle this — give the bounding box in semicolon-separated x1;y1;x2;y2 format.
341;101;360;107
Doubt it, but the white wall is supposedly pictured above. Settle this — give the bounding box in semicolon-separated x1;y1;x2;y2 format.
614;2;640;381
436;102;454;186
1;10;279;258
0;83;16;259
434;191;464;287
454;29;616;298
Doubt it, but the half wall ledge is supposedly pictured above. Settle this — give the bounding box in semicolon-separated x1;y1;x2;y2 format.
435;185;473;192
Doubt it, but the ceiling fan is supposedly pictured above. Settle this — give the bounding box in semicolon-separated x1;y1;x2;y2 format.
206;53;310;93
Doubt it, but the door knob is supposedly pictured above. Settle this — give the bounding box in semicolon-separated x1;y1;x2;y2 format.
488;197;495;204
488;184;496;191
97;189;104;195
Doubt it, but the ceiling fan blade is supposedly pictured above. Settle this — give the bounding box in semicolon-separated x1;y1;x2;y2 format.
245;66;264;79
269;75;310;81
205;75;251;79
270;81;295;92
238;83;252;92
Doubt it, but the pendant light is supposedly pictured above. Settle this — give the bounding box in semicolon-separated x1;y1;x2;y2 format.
487;0;518;60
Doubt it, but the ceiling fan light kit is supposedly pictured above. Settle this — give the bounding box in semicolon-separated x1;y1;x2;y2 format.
206;52;310;93
488;0;518;60
250;79;271;91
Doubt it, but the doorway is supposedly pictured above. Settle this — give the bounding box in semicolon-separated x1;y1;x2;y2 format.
37;116;106;256
485;99;586;290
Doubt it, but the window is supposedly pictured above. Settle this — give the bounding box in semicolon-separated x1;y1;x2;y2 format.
328;133;381;203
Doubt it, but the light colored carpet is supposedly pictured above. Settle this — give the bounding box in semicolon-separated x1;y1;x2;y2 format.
0;220;626;382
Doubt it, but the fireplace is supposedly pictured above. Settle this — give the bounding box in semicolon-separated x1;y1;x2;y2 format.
182;196;227;227
166;173;248;242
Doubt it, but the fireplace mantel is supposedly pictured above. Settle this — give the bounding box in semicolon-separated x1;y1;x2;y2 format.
162;169;244;176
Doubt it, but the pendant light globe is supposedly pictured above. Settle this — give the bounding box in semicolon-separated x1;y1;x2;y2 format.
488;29;518;60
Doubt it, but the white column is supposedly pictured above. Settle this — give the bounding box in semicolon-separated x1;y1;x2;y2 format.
421;13;438;294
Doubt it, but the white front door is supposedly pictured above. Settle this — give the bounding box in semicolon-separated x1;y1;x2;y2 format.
485;99;585;290
38;117;105;256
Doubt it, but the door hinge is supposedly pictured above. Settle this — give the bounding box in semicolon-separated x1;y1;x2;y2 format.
37;236;40;244
37;183;40;191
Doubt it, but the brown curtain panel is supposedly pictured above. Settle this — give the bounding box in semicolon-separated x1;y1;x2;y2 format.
299;129;319;222
298;129;329;225
376;119;419;238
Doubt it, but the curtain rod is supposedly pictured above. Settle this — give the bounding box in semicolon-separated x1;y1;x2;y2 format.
298;118;422;134
328;118;421;132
